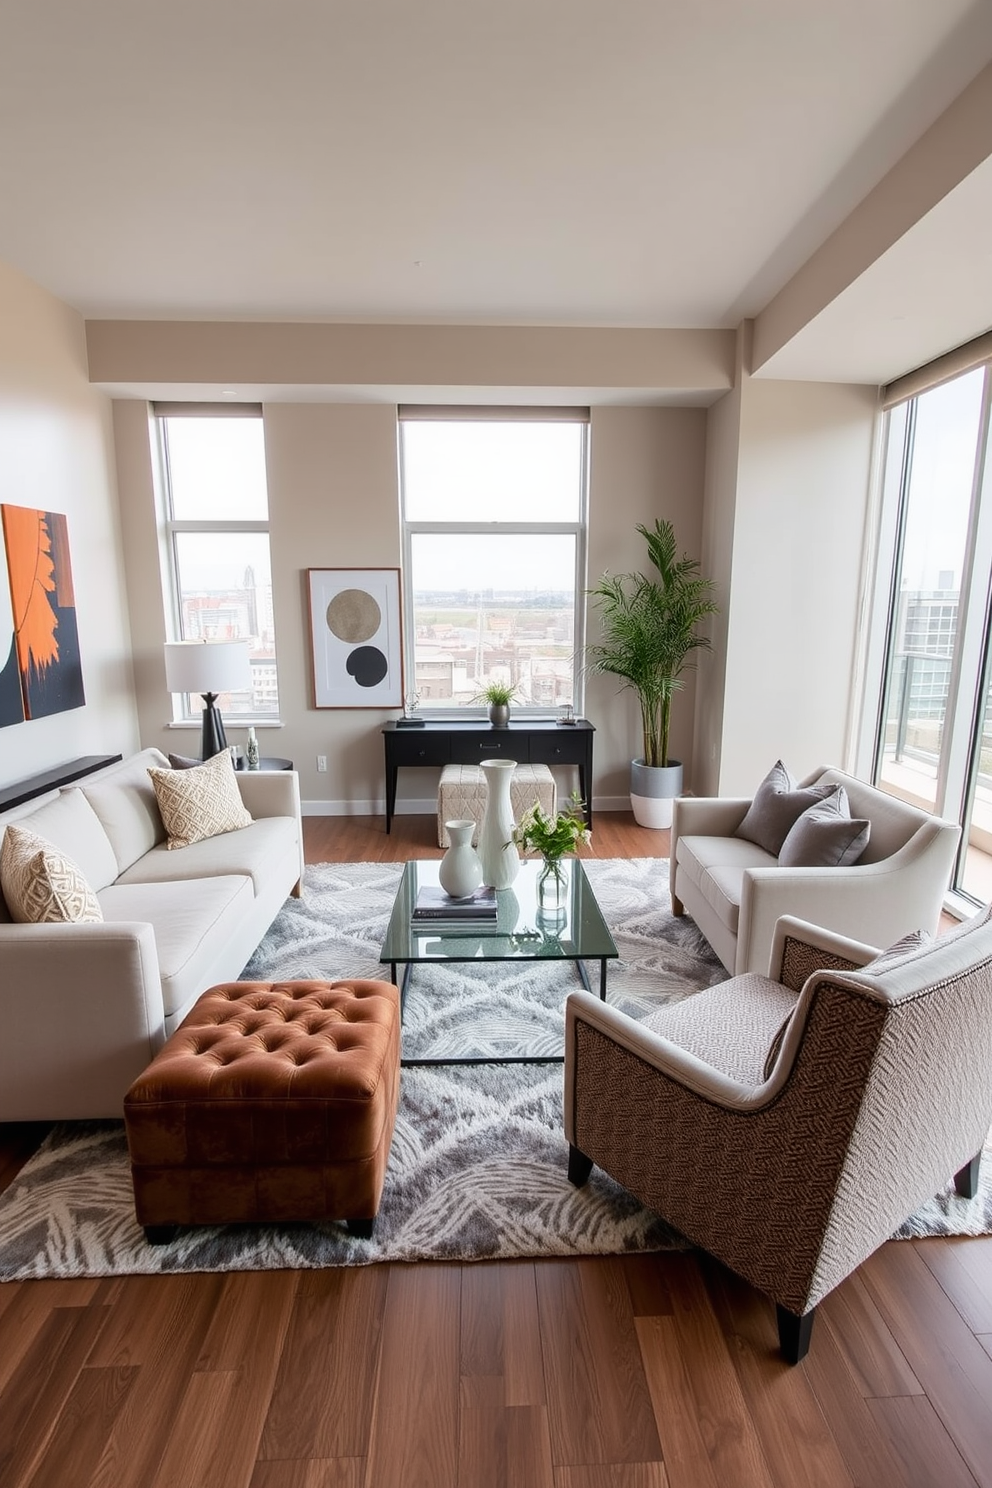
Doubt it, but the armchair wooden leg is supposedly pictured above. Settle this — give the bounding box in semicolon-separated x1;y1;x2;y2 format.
954;1152;982;1199
568;1144;593;1187
776;1304;815;1364
671;894;684;916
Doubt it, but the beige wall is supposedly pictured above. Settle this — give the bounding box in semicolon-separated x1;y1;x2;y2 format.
0;259;138;790
114;397;710;815
715;377;879;795
586;405;708;806
693;375;743;797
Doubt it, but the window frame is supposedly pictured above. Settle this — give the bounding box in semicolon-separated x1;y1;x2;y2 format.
398;408;590;720
153;402;280;725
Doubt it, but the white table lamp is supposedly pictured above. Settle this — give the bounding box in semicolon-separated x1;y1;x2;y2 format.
164;640;252;760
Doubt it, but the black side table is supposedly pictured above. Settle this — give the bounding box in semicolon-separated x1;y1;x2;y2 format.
236;756;294;771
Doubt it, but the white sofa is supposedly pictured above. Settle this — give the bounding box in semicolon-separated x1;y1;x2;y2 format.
670;765;961;977
0;749;304;1121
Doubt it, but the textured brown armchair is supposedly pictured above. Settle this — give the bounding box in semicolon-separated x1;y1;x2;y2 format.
565;908;992;1363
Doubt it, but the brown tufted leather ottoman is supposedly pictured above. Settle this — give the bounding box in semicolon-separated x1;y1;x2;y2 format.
123;979;401;1243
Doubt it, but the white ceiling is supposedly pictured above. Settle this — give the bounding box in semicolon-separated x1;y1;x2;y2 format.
2;0;992;387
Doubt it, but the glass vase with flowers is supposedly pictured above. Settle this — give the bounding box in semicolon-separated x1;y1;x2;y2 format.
512;793;591;915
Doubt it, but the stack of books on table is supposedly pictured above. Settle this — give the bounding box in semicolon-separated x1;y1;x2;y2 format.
411;884;498;932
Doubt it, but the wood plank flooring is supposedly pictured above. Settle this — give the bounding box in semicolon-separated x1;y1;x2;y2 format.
1;810;991;1487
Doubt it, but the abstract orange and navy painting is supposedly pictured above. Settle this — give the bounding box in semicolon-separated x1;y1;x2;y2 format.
1;504;85;724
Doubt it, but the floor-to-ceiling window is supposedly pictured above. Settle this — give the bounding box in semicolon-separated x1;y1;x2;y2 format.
870;362;992;906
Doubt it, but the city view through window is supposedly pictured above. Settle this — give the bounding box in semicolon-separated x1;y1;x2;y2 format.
160;414;278;719
401;416;587;712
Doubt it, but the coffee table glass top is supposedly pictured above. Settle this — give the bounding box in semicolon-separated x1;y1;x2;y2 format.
380;857;618;968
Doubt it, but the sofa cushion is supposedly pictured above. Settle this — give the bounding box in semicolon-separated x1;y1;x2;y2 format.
1;787;119;892
148;750;252;850
1;825;104;924
116;816;297;898
80;749;170;874
98;875;255;1019
778;787;871;868
675;832;774;895
734;760;838;855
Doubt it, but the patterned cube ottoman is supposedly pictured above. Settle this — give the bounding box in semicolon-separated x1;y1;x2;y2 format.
437;761;557;847
123;979;401;1243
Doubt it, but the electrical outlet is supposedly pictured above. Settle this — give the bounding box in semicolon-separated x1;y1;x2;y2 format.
316;755;328;773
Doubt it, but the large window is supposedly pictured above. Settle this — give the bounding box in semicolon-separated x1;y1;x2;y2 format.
869;365;992;905
399;410;588;713
156;406;279;720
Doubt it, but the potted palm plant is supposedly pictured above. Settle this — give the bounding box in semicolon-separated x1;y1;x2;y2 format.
586;519;718;827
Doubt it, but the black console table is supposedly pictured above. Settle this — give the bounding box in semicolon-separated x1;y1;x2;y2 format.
381;720;595;833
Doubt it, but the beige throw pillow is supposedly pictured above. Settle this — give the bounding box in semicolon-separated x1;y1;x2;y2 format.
148;749;252;849
0;825;104;924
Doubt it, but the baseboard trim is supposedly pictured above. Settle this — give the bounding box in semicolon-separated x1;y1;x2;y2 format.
301;794;630;817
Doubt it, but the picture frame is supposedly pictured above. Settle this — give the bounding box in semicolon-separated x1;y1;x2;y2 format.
307;567;404;709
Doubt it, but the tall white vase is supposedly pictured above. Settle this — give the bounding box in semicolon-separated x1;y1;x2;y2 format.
478;758;520;889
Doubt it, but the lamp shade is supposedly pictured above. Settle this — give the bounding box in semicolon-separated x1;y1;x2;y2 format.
164;640;252;696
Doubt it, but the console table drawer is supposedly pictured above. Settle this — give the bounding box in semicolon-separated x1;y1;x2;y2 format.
450;735;529;765
389;735;451;767
539;734;589;766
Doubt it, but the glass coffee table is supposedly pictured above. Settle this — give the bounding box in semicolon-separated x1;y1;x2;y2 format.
380;857;619;1066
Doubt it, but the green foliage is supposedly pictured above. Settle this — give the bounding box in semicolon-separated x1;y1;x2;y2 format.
586;519;718;768
512;794;591;859
476;681;519;706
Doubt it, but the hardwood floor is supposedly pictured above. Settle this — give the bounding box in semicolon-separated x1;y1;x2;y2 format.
2;811;991;1488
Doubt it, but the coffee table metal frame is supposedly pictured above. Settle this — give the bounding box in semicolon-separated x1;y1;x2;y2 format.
379;857;618;1067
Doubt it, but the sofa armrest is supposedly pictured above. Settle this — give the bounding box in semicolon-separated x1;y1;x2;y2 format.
670;795;752;904
236;769;304;885
0;921;166;1120
235;768;301;822
768;915;880;989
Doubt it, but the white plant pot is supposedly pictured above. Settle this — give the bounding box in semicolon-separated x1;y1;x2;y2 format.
630;758;683;829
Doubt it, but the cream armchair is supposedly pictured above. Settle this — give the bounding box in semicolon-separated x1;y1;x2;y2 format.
670;765;960;976
565;909;992;1362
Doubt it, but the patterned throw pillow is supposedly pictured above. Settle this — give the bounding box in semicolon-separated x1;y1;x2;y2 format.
0;825;104;924
865;927;933;973
777;786;871;868
734;760;839;855
148;749;252;850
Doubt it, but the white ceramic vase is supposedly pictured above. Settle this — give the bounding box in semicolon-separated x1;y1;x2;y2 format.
478;758;520;889
438;819;484;899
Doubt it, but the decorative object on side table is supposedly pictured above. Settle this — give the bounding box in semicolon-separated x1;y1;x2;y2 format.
586;518;718;828
245;726;260;770
513;793;591;920
396;690;425;728
478;758;521;888
474;680;519;728
437;819;484;899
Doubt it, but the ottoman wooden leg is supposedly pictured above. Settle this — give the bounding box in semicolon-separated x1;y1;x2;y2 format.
144;1224;180;1246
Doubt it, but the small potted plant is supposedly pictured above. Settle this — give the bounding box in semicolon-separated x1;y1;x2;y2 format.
586;518;718;827
476;680;519;728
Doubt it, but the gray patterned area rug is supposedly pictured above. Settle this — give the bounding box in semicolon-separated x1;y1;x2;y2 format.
0;859;988;1280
